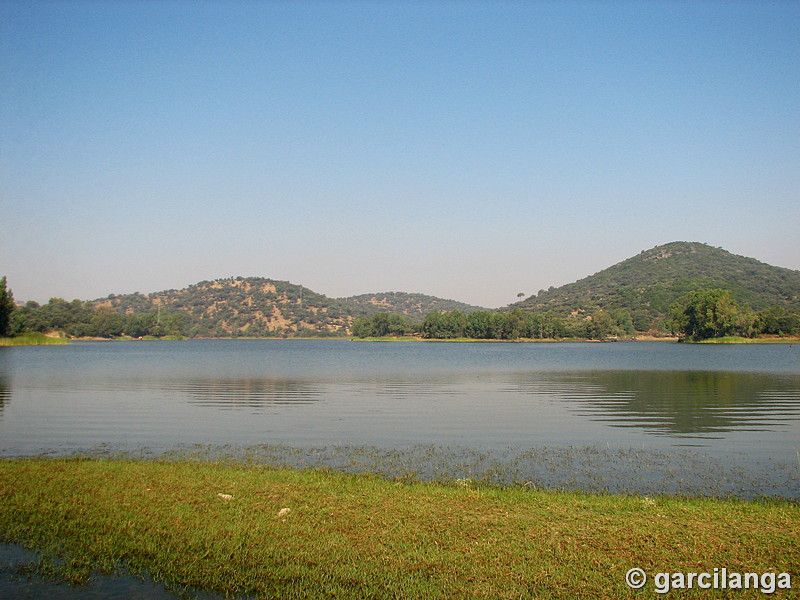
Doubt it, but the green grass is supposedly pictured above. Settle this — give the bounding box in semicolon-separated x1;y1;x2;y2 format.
351;336;594;343
350;335;423;342
1;458;797;599
695;336;800;344
0;332;70;346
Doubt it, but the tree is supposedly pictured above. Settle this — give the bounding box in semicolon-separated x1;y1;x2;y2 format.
422;310;465;339
610;309;635;336
504;308;528;340
465;311;492;339
441;310;466;338
588;310;616;340
350;313;416;338
351;317;372;338
124;312;156;338
370;313;391;337
386;314;414;336
159;312;187;337
539;311;564;339
90;308;126;338
0;276;15;337
422;311;444;338
758;306;800;336
669;289;743;340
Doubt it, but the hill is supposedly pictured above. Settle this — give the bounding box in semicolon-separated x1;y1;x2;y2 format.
99;277;359;337
338;292;484;320
96;278;483;337
515;241;800;330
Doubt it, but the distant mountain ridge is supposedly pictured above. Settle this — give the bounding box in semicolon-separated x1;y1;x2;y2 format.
514;241;800;330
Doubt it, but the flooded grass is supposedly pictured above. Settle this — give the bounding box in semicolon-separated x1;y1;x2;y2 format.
89;443;799;501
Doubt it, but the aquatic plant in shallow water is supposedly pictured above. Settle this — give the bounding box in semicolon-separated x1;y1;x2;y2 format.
82;442;800;500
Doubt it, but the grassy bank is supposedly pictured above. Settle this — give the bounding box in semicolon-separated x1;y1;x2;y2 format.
0;334;189;345
694;335;800;344
0;333;69;346
349;336;641;343
1;459;797;599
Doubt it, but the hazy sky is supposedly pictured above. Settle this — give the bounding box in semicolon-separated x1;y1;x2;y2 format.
2;1;798;308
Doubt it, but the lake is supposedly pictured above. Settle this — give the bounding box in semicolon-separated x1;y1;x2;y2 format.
1;339;798;497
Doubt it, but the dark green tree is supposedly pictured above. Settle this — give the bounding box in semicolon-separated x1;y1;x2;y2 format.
504;308;528;340
610;309;635;336
124;312;156;338
0;276;15;337
90;309;126;338
386;314;415;336
422;311;465;339
440;310;466;338
758;306;800;336
370;313;391;337
465;311;493;339
159;312;187;337
351;317;372;338
670;289;743;340
588;310;616;340
487;313;506;339
350;313;416;338
421;311;444;338
539;311;565;339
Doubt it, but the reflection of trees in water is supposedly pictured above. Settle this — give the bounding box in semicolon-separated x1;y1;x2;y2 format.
0;350;9;415
168;378;322;409
517;371;800;437
0;374;9;415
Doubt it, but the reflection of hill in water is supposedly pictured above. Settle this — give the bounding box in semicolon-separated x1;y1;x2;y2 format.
513;371;800;438
161;378;322;409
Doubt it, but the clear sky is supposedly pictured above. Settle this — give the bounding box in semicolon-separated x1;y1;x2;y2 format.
2;1;798;308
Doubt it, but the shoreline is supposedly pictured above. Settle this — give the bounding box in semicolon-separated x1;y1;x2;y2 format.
350;335;680;343
5;334;799;347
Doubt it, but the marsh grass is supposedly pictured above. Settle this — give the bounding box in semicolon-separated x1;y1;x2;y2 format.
0;333;69;346
350;337;584;343
1;457;798;599
695;336;800;344
147;443;799;500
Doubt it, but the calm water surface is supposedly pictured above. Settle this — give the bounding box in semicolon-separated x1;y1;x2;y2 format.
1;340;798;496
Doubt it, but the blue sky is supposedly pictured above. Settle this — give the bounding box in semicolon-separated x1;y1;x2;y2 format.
2;1;798;308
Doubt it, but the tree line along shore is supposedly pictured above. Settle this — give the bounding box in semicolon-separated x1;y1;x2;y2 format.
352;289;800;342
2;274;799;344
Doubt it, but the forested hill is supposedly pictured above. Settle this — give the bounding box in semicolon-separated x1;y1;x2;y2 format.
338;292;484;320
95;278;483;337
96;278;352;337
514;242;800;330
